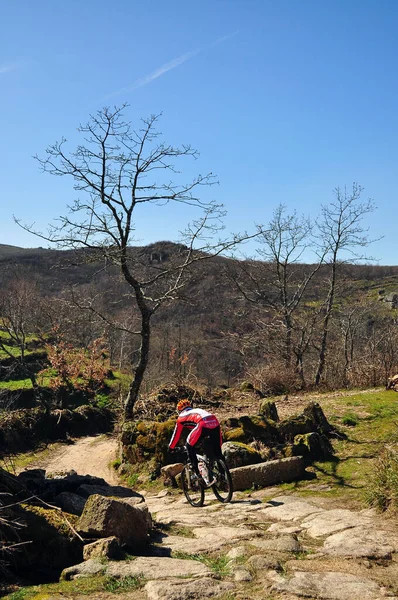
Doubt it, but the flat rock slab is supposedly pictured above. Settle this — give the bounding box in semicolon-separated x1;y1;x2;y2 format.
106;556;211;580
145;577;235;600
262;496;324;521
301;509;373;537
269;570;394;600
61;559;105;580
163;525;262;554
323;527;398;558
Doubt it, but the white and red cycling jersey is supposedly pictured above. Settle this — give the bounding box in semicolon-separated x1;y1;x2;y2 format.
169;407;222;448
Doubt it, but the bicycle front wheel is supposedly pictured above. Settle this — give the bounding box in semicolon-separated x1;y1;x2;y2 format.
181;464;205;507
211;458;233;503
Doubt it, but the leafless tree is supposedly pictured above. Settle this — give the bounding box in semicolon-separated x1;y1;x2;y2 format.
16;105;244;419
314;183;375;386
231;204;323;369
0;276;45;391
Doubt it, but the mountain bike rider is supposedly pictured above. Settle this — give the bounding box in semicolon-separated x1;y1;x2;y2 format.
168;399;223;485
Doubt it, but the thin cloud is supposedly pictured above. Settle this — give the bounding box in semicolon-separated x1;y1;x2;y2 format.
105;31;238;99
107;50;199;98
0;63;19;74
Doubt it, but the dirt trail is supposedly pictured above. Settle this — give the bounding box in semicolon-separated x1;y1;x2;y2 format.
40;435;120;485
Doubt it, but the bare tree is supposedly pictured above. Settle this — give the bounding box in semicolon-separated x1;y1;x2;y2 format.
314;183;375;386
0;275;45;391
16;106;243;419
231;204;322;369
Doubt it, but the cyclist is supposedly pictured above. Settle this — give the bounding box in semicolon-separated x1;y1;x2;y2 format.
168;399;223;485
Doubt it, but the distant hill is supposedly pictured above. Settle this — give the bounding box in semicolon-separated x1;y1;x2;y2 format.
0;244;52;257
1;241;398;389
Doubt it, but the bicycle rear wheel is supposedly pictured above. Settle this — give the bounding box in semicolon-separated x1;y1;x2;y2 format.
181;464;205;507
211;458;233;503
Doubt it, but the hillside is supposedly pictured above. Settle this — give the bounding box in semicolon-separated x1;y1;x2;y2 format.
1;242;398;391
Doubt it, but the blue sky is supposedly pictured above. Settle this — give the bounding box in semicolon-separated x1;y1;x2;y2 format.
1;0;397;263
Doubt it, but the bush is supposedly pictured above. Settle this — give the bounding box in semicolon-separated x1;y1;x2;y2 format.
365;446;398;511
245;362;301;395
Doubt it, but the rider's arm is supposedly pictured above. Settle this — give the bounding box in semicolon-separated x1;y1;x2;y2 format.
169;420;184;449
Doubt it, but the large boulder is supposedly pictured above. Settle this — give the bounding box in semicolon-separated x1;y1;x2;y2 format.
77;494;152;547
230;456;305;491
222;441;263;469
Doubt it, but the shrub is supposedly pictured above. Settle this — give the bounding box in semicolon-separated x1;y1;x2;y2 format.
245;362;301;395
365;446;398;511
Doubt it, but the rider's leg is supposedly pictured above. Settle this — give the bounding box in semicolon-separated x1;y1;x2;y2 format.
186;442;199;475
186;422;204;476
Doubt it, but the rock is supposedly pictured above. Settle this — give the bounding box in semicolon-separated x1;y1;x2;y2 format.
292;432;335;461
83;536;120;560
60;558;105;580
54;492;86;516
161;463;184;487
301;509;373;537
145;577;235;600
250;534;302;553
259;400;279;421
323;526;398;559
226;545;247;559
221;441;263;469
247;554;281;571
261;495;324;521
76;483;144;501
106;556;211;579
234;568;252;581
268;570;390;600
230;457;305;491
77;494;151;546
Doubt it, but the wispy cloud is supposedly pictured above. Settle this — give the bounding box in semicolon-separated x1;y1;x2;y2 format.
0;63;19;75
105;31;238;99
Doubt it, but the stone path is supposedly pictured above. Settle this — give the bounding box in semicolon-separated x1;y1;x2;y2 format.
64;489;398;599
37;436;398;599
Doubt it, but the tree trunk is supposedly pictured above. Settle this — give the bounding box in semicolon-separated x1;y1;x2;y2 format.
124;307;151;420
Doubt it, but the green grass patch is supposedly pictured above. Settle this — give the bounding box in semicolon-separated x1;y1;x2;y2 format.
171;551;232;577
0;378;33;390
3;574;145;599
103;575;144;592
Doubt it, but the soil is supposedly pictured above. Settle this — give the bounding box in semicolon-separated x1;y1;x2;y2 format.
35;435;120;485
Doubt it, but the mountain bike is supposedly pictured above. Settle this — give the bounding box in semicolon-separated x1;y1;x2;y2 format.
180;449;233;507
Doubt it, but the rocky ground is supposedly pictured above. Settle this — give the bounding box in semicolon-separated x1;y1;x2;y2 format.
18;434;398;600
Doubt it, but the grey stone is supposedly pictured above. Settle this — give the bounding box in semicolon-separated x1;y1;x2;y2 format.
301;508;373;537
233;568;252;581
247;554;281;571
83;536;120;560
250;534;302;553
261;495;324;521
60;558;105;580
77;494;151;546
145;577;235;600
106;556;211;580
323;526;398;558
230;457;305;491
269;570;390;599
226;545;247;559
